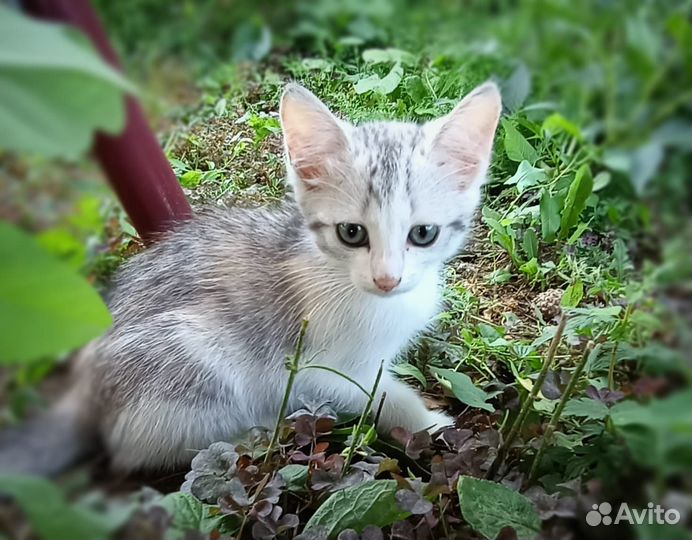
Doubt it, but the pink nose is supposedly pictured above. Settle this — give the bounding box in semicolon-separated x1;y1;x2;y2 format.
373;275;401;292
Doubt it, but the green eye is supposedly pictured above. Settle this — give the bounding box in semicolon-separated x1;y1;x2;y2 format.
336;223;368;247
408;225;439;247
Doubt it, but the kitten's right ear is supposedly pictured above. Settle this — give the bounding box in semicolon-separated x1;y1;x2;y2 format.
280;83;348;187
428;81;502;189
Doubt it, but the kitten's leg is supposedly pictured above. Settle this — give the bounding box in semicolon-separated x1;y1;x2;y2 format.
375;375;454;434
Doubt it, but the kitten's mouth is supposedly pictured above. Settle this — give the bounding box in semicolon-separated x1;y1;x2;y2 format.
365;285;407;297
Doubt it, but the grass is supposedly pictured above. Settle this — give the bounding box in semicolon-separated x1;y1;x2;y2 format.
0;0;691;539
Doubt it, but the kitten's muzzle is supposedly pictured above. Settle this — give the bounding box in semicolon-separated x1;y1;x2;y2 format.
373;275;401;293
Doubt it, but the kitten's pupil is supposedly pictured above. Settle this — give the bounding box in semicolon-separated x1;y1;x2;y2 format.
337;223;368;247
409;225;440;247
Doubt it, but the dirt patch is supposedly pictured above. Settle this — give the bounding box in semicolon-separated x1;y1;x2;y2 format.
172;115;286;204
454;222;541;339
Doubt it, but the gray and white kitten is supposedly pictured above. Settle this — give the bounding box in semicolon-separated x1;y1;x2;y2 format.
0;82;501;474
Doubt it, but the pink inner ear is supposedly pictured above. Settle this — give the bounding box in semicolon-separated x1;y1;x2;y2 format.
432;84;502;188
436;142;482;177
291;155;324;183
281;88;348;186
288;135;340;185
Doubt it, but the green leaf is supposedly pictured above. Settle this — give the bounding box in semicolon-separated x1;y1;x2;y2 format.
0;474;127;540
592;171;611;192
377;63;404;94
505;161;547;194
431;367;494;412
561;280;584;308
539;189;561;242
458;476;541;540
230;20;271;62
0;222;112;363
519;257;539;278
354;62;404;95
36;227;86;270
0;6;134;158
522;228;538;260
566;221;590;245
362;48;415;66
502;119;538;165
500;62;531;112
301;58;333;71
392;362;427;387
304;480;409;538
179;170;203;189
610;391;691;474
482;207;516;259
160;492;230;536
562;397;610;420
278;464;309;491
559;164;594;239
541;113;582;140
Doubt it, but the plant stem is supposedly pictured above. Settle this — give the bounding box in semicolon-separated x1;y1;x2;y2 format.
486;315;567;480
528;341;595;484
300;364;370;397
237;514;248;539
608;305;631;390
264;319;309;465
342;360;384;474
373;391;387;429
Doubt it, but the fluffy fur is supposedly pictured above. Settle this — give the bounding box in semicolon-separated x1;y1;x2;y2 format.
0;82;501;473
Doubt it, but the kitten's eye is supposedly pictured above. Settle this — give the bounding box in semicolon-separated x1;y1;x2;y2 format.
408;225;439;247
336;223;368;247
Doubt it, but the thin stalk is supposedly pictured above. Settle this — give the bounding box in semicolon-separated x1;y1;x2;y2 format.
608;305;632;390
264;319;309;465
528;342;595;484
342;360;384;473
486;315;567;480
373;391;387;430
237;515;248;539
300;364;370;397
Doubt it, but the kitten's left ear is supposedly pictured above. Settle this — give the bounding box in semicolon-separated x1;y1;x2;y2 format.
428;81;502;188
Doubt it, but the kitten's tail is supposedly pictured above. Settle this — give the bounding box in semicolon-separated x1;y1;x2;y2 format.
0;384;98;476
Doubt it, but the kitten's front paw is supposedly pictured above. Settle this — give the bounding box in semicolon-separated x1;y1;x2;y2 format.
425;410;455;433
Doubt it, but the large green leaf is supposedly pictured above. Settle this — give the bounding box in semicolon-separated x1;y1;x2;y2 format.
562;397;609;420
354;62;404;95
522;228;538;260
561;280;584;308
502;119;538;165
505;160;547;194
160;492;231;536
458;476;541;540
304;480;409;538
0;222;112;364
362;47;416;66
610;391;691;475
0;6;134;158
392;362;427;387
0;474;128;540
559;164;593;239
539;189;561;242
278;464;310;491
431;367;495;412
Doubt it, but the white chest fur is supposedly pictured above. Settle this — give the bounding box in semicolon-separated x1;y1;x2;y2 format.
304;269;441;378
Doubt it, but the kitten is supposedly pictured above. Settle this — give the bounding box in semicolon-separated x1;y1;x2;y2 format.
0;81;501;474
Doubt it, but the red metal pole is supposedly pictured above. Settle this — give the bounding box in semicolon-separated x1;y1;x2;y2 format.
21;0;193;242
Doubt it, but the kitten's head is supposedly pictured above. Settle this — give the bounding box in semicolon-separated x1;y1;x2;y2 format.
280;82;501;296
